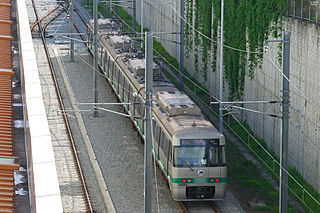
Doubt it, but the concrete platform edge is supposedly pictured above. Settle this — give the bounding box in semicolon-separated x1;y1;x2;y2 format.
16;0;63;212
53;47;116;213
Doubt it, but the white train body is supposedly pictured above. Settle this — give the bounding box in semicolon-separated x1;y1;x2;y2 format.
87;19;227;201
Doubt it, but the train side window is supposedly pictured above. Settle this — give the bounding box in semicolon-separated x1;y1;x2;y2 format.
155;124;160;143
129;87;134;113
135;97;141;117
140;100;145;117
220;146;226;165
157;128;162;153
168;142;172;161
110;62;115;81
127;84;131;102
159;131;165;151
114;67;119;87
128;85;134;103
100;49;104;64
118;73;123;95
164;137;169;156
103;54;106;71
209;146;219;166
122;76;126;99
132;96;137;117
123;80;128;101
128;84;133;102
107;57;111;77
124;84;131;102
141;102;145;129
112;65;116;82
117;70;122;94
152;119;156;138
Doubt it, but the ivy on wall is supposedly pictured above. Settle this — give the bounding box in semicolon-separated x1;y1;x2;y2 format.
184;0;286;100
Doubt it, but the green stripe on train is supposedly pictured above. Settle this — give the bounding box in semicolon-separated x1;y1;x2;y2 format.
171;177;227;184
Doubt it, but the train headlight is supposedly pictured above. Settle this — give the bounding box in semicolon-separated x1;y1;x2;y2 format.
187;178;192;183
210;178;220;183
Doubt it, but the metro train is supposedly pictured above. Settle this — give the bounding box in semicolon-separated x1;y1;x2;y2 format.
87;18;227;201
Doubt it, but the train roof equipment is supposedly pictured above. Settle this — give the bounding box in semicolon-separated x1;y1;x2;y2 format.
155;90;201;117
90;18;224;141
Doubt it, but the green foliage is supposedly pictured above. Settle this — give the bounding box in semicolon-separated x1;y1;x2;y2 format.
227;118;320;212
185;0;287;100
227;140;280;211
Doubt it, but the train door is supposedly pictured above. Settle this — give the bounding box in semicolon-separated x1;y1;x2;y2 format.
106;55;111;78
158;131;168;175
167;142;173;185
208;140;221;179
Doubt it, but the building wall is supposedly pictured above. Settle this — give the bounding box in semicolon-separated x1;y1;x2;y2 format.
122;0;320;192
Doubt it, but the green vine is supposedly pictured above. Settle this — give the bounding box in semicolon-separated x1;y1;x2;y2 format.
185;0;287;100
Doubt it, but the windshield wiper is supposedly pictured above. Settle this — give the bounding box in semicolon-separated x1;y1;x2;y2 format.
180;159;194;171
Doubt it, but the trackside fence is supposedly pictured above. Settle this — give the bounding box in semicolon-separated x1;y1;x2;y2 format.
287;0;320;24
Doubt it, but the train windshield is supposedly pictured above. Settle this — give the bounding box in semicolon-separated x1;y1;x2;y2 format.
173;139;226;168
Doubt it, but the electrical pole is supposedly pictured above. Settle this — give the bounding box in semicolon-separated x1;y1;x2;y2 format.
133;0;136;36
179;0;184;91
93;0;99;117
104;1;108;17
114;0;118;16
109;0;112;16
70;0;74;62
144;31;153;213
140;0;144;48
219;0;224;133
280;31;291;213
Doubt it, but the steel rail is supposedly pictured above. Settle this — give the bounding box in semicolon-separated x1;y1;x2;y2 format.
178;201;220;213
178;202;189;213
30;1;93;212
30;5;61;31
43;6;68;37
73;6;88;28
210;202;220;213
63;6;87;42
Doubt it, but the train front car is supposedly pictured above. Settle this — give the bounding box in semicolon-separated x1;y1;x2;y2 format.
170;130;227;201
153;91;227;201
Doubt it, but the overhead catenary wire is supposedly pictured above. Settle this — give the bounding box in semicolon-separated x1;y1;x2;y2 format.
69;4;320;211
227;105;280;118
97;106;141;118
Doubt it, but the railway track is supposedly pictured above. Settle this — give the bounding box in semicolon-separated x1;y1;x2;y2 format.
29;1;93;212
178;201;220;213
72;5;224;213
